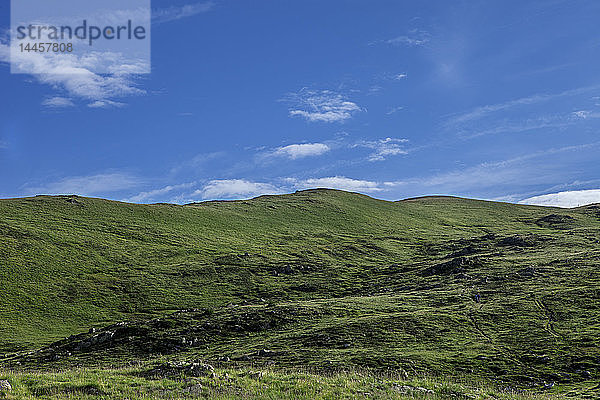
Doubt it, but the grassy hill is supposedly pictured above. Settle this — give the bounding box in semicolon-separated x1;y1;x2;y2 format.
1;189;599;397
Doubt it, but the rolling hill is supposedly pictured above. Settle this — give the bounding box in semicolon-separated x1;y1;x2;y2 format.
1;189;599;397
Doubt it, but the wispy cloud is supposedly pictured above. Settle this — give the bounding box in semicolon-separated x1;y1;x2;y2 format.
195;179;283;200
394;73;408;80
41;96;75;108
88;100;126;109
519;189;600;208
124;182;195;203
285;89;363;123
272;143;330;159
386;106;404;115
354;137;409;161
394;142;600;194
571;110;600;119
292;176;383;193
23;173;140;196
457;114;572;139
384;30;430;47
169;151;225;175
446;85;600;126
443;85;600;139
153;2;215;24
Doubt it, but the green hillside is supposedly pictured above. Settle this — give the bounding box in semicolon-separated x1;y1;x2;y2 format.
1;189;599;396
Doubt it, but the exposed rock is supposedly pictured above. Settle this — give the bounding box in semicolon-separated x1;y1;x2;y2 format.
542;381;555;390
76;331;115;350
580;370;592;379
422;257;478;276
64;195;83;206
449;245;480;258
497;235;537;247
257;349;277;357
517;267;536;278
536;214;574;228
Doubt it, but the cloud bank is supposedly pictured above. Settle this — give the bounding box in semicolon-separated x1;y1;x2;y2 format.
519;189;600;208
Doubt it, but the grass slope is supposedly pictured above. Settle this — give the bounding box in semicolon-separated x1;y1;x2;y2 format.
1;189;599;395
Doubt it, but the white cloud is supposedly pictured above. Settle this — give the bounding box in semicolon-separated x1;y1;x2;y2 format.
41;96;75;108
354;137;409;161
196;179;283;199
153;2;214;24
394;73;408;80
519;189;600;208
294;176;383;193
273;143;330;159
124;182;195;203
24;173;139;196
286;89;362;123
0;39;145;108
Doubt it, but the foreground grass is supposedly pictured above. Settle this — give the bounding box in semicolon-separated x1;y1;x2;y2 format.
0;367;567;399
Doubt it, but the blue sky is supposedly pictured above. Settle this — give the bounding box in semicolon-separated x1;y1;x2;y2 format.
1;0;600;207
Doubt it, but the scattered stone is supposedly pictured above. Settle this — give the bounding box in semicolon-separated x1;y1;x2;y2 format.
416;386;435;394
247;371;263;379
182;384;204;394
0;380;11;392
392;384;433;395
392;385;413;394
147;361;215;378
